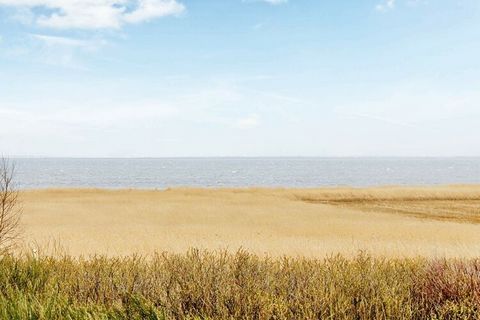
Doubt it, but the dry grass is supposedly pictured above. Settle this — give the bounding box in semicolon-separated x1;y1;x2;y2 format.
19;186;480;258
1;250;480;319
6;186;480;319
324;200;480;224
293;185;480;224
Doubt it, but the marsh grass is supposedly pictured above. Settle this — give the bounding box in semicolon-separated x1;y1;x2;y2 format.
0;250;479;319
20;187;480;257
294;186;480;224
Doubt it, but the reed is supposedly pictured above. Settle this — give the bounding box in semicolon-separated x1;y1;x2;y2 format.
0;250;479;319
19;187;480;258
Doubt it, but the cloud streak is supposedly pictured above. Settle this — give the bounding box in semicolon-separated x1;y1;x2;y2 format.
31;34;106;50
243;0;288;5
262;0;287;4
0;33;108;69
235;114;261;129
375;0;396;12
0;0;185;29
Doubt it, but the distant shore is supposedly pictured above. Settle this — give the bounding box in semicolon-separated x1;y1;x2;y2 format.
19;186;480;258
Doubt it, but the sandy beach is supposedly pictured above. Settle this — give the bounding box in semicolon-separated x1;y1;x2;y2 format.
18;186;480;258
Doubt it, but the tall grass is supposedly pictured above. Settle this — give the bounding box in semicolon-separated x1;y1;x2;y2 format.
0;250;479;319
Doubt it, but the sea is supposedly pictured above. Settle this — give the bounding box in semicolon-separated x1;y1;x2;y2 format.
11;157;480;189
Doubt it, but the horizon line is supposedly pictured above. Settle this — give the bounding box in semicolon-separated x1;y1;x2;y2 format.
7;156;480;159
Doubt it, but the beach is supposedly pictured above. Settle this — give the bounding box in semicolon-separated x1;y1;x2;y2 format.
19;186;480;258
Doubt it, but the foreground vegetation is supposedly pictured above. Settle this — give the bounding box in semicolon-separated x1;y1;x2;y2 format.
0;250;479;319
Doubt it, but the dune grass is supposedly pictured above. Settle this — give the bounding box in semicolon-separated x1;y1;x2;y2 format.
1;250;480;319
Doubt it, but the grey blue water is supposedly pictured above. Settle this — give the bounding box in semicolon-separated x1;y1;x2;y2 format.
11;158;480;189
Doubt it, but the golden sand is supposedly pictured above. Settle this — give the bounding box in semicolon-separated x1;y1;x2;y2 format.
18;186;480;258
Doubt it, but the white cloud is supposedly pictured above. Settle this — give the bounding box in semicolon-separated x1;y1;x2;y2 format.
31;34;106;51
235;114;261;129
375;0;396;12
123;0;184;23
262;0;287;4
0;102;178;137
3;33;109;68
375;0;427;13
252;22;265;30
243;0;287;5
0;0;185;29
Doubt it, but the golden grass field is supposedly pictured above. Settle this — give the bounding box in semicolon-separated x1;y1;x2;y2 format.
19;185;480;258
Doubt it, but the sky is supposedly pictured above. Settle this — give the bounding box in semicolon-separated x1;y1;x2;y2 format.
0;0;479;157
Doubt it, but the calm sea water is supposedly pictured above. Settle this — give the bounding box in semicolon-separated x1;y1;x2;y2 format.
12;158;480;189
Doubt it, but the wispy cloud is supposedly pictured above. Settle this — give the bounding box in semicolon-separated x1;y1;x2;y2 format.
0;0;185;29
1;33;108;69
262;0;287;4
375;0;396;12
243;0;288;5
235;114;261;129
0;102;178;136
31;34;107;51
253;22;265;30
335;110;421;129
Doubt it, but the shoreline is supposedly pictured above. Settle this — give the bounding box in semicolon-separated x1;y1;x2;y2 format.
18;184;480;197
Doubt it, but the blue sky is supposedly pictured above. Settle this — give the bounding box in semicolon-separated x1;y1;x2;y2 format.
0;0;479;157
